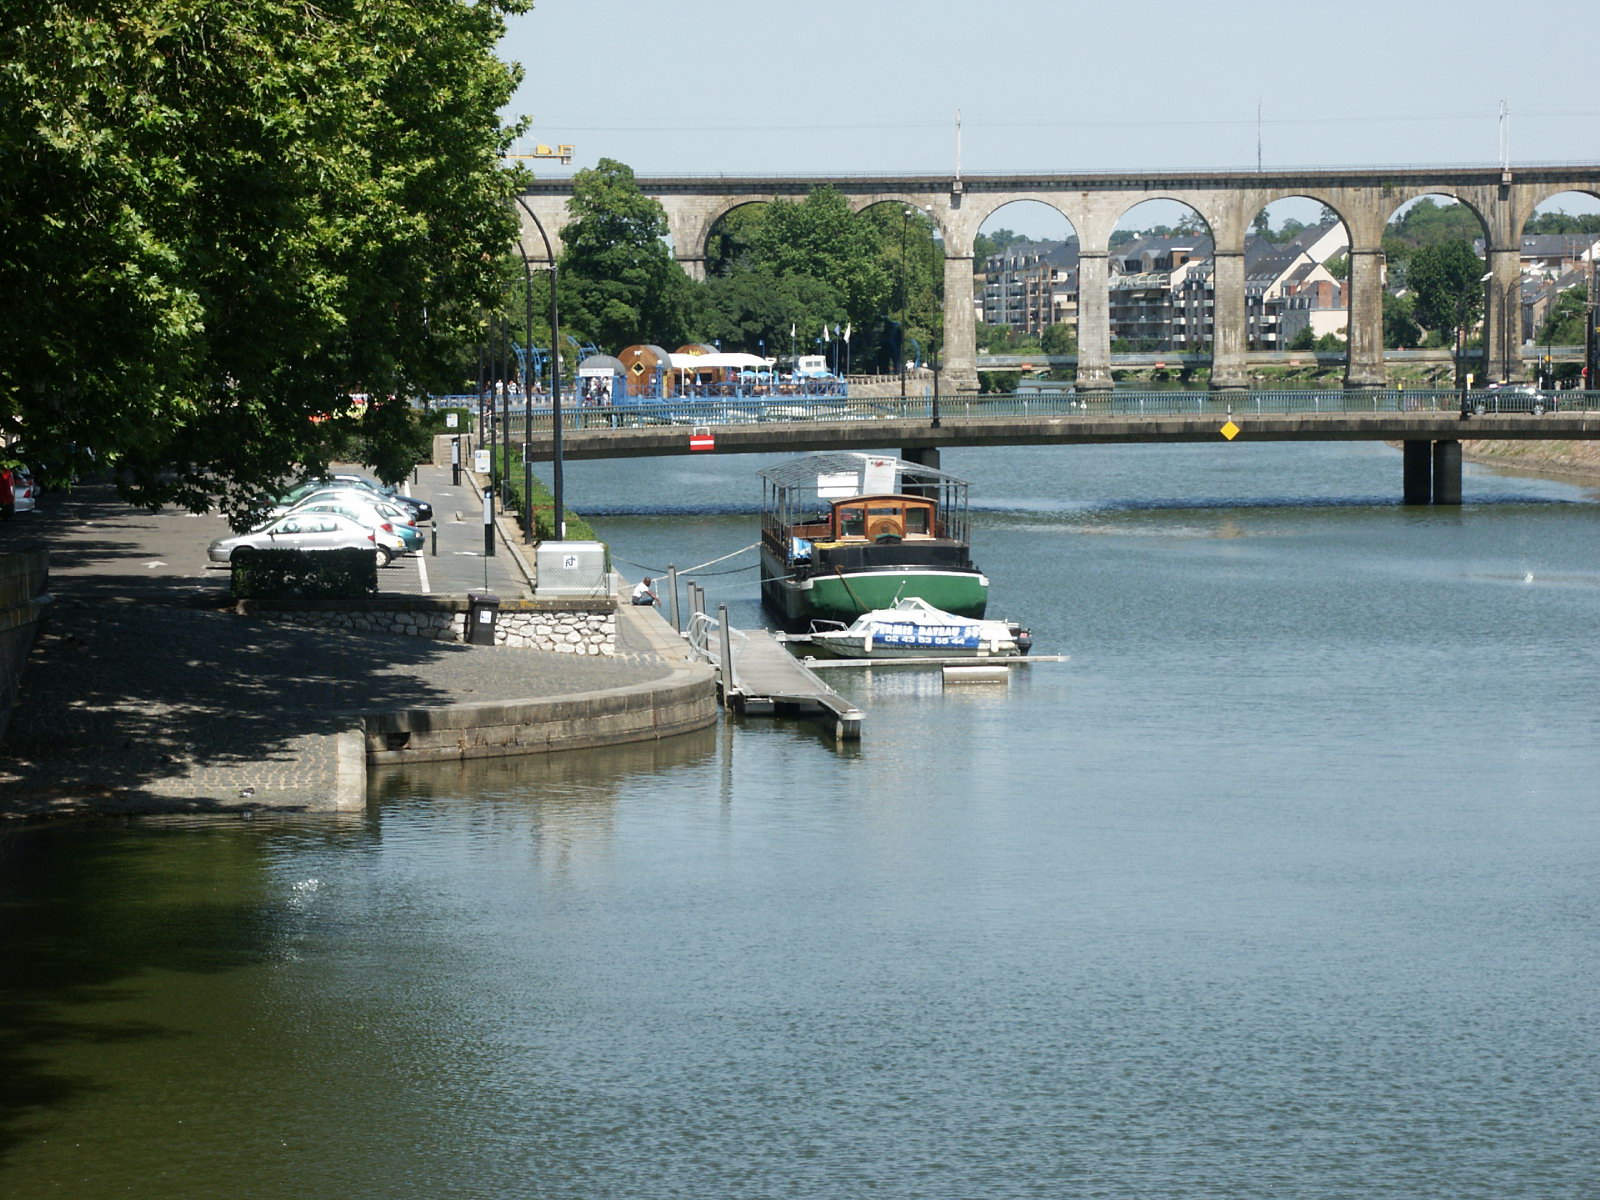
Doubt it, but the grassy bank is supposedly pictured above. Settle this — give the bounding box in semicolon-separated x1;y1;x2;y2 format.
488;449;598;541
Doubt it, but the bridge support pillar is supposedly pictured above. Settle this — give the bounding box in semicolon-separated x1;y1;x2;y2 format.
1210;250;1248;390
1076;252;1112;390
900;446;940;499
1432;440;1462;505
1402;440;1432;504
1346;248;1388;389
941;255;979;392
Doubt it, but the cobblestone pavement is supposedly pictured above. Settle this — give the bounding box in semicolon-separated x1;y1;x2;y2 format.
0;472;673;819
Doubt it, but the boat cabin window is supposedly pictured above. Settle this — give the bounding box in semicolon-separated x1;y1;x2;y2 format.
827;497;937;541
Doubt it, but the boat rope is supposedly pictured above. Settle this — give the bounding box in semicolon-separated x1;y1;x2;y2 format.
611;543;759;579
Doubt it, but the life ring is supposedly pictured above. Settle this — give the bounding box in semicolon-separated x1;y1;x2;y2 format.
868;516;903;542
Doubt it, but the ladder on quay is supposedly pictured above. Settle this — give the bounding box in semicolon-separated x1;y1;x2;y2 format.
682;590;863;742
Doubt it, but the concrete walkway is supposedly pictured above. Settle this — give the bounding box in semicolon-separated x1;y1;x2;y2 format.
0;469;702;819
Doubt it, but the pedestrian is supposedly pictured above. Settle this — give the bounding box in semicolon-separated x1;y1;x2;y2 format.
631;576;658;606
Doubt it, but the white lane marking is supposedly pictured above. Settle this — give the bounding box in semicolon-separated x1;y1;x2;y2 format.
416;549;430;593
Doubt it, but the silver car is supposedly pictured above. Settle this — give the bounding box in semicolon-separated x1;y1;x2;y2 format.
208;511;387;565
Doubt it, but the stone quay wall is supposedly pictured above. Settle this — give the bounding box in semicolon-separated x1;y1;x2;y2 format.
237;596;618;655
0;550;51;744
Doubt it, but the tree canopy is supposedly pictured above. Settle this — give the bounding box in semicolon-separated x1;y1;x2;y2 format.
557;158;697;354
0;0;530;519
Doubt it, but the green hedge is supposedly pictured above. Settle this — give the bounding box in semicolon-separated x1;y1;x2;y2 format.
231;547;379;600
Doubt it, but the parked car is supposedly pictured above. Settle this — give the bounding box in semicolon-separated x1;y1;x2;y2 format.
285;496;422;553
275;487;420;534
1469;384;1557;416
2;466;36;517
281;475;433;524
208;512;389;565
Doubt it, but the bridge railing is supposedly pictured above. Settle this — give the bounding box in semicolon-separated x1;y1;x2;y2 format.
477;388;1600;439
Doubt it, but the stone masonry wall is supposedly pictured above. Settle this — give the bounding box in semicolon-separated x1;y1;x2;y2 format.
240;597;617;655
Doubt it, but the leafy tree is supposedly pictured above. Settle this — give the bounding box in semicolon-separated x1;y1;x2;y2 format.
1535;285;1588;345
1040;323;1077;355
1326;253;1349;282
1383;293;1423;348
1523;211;1600;236
0;0;529;520
558;158;696;353
753;188;893;335
1408;240;1485;381
1383;197;1485;278
699;270;843;357
1285;327;1317;351
705;204;769;277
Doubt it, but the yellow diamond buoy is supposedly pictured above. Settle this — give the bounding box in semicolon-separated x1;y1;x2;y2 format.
1220;420;1240;441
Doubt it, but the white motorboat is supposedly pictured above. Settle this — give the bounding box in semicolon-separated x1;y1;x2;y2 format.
795;596;1032;659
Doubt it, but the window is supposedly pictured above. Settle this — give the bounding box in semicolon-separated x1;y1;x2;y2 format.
838;507;865;537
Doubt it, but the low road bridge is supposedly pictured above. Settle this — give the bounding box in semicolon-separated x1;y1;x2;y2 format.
519;165;1600;394
498;388;1600;506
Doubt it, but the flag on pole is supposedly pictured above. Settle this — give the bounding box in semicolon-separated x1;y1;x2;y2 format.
844;323;852;342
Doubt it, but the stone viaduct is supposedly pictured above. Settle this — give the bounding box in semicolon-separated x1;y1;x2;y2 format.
518;166;1600;393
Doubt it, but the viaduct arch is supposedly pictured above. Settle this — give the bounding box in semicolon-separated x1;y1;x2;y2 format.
519;166;1600;393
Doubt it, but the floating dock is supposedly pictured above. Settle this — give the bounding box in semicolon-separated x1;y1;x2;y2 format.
724;629;863;740
685;601;863;741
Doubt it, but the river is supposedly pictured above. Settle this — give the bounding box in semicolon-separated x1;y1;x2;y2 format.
3;441;1597;1198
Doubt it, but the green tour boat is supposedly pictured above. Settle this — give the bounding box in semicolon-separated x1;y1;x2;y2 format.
759;452;989;627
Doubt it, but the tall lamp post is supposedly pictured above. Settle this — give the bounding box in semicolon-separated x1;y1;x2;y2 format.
899;208;911;399
513;195;565;541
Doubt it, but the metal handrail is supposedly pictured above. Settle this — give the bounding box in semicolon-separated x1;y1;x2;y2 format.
493;388;1600;436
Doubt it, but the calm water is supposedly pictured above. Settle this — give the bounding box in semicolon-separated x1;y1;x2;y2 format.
4;443;1598;1198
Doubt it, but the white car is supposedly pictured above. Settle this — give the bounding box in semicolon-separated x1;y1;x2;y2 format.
208;511;388;565
282;496;418;555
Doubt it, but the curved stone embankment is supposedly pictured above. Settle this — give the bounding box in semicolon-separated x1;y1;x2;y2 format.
1460;439;1600;482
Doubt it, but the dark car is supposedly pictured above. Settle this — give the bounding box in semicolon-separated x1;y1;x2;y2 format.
1468;385;1556;416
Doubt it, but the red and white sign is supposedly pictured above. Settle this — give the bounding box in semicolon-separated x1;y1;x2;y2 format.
689;429;715;452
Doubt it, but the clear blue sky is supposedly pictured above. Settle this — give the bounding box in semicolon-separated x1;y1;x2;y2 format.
499;0;1600;236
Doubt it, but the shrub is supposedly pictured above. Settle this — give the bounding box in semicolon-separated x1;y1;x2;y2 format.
232;548;379;600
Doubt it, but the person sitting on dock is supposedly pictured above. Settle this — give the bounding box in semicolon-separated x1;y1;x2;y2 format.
631;577;659;606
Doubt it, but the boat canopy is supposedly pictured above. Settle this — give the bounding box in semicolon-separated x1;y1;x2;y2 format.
759;453;972;547
668;352;775;371
758;452;970;492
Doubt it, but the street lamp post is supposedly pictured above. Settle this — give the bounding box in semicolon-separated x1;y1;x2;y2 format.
899;208;910;399
514;195;565;541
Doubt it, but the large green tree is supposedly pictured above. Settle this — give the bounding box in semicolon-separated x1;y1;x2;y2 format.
1535;285;1589;346
0;0;529;519
1408;240;1485;381
557;158;696;353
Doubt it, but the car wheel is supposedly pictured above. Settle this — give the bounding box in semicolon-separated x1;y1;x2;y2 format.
231;546;255;562
1472;399;1487;416
376;547;393;567
1531;399;1547;416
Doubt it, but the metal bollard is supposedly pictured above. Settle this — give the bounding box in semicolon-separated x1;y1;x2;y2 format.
430;526;438;557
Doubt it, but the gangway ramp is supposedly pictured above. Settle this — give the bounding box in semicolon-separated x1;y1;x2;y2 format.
687;605;863;741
